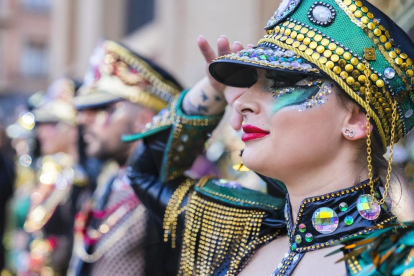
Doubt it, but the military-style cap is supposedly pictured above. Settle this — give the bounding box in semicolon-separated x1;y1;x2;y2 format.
210;0;414;150
73;40;183;112
32;78;78;125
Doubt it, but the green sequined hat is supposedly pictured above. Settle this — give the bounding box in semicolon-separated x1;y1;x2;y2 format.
73;40;183;112
210;0;414;150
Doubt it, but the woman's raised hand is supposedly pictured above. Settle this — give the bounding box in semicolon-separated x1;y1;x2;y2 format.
197;35;243;94
182;35;251;116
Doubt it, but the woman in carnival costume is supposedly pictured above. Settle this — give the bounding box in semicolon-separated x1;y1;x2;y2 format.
126;0;414;275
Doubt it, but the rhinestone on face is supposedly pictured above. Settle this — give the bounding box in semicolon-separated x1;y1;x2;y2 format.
384;67;396;79
357;194;381;220
295;235;302;244
344;216;354;225
305;233;313;242
312;207;339;234
339;202;348;211
299;223;306;233
405;109;413;118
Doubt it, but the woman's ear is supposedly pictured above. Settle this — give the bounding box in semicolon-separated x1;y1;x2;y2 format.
341;104;373;141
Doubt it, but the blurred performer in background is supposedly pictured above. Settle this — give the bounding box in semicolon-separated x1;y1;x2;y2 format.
24;78;89;275
0;121;15;272
4;105;39;274
69;40;183;276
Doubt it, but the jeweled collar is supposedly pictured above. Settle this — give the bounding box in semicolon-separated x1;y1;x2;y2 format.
284;178;396;253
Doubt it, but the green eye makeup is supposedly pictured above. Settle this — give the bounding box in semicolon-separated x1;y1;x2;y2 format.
268;77;334;113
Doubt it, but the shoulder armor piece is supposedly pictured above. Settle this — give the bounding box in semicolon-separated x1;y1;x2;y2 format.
123;91;223;182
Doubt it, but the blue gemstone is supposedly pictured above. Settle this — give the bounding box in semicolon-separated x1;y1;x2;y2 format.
159;109;168;115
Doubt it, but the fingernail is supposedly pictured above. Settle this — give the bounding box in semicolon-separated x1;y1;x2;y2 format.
234;41;242;45
198;35;204;39
220;34;228;38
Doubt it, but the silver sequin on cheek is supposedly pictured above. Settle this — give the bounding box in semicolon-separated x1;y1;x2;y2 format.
295;81;334;111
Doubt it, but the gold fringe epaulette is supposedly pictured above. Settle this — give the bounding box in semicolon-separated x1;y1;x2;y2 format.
164;177;281;275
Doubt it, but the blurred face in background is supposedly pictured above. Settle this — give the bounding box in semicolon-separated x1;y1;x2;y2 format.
77;100;155;164
36;122;78;156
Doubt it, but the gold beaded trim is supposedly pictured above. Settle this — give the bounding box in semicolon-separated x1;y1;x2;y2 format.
196;177;280;210
213;54;320;74
347;256;362;275
164;107;222;182
163;178;195;248
336;0;413;94
276;251;300;276
292;178;378;228
98;83;169;112
227;230;281;275
178;190;266;275
105;41;181;102
289;177;386;252
296;216;396;252
261;18;406;148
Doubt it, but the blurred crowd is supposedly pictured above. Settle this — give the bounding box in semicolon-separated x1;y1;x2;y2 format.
0;38;263;276
0;1;413;275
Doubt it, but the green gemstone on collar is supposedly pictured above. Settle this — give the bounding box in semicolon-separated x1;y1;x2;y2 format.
291;242;297;251
299;223;306;233
345;216;354;226
339;202;348;212
295;235;302;244
305;233;313;242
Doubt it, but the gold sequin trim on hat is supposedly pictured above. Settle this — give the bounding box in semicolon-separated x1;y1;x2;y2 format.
336;0;413;98
105;41;181;103
261;17;406;148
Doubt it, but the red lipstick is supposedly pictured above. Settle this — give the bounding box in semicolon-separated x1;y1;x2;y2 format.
241;124;270;142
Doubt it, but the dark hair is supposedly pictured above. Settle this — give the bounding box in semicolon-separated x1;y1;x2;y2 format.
335;88;404;184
